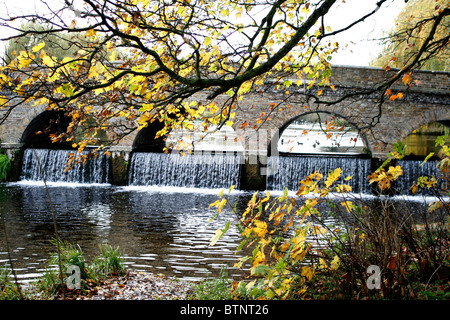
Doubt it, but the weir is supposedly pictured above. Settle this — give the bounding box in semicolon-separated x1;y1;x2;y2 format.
266;155;373;193
18;148;444;195
396;159;443;195
20;148;110;184
127;152;242;189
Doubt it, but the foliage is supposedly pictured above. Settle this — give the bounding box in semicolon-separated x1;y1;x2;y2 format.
35;240;127;298
0;140;11;182
90;243;127;279
189;267;233;300
372;0;450;71
3;22;106;66
0;264;24;300
0;154;10;182
213;168;349;299
211;134;450;300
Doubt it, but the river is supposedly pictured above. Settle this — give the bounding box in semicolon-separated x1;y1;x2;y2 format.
0;182;251;283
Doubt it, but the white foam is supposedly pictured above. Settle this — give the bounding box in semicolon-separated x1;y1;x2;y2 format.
8;180;111;188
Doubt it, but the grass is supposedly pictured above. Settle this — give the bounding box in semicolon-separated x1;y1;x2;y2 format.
32;240;127;299
0;264;23;300
189;267;233;300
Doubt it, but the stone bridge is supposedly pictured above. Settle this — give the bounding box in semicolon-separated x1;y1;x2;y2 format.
1;65;449;188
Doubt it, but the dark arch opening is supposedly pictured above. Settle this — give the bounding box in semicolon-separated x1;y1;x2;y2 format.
132;121;167;152
269;111;370;157
402;120;450;160
21;110;73;149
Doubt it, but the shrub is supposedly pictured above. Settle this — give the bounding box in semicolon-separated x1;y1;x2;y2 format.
0;154;11;182
210;135;450;300
0;264;23;300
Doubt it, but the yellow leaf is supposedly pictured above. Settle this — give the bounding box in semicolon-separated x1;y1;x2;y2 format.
253;220;268;238
109;50;116;62
336;184;352;193
42;55;56;67
86;28;96;37
32;42;45;52
410;182;418;195
204;36;212;46
252;250;266;267
341;201;354;213
301;266;314;281
325;168;342;188
387;165;403;180
330;255;340;270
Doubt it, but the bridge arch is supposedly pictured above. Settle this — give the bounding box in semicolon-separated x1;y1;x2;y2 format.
20;108;109;150
132;121;244;153
396;108;450;151
268;110;371;157
401;119;450;159
132;121;167;152
21;109;73;149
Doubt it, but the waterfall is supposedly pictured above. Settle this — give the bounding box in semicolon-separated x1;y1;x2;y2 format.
21;148;110;184
128;152;242;189
267;155;372;193
396;159;444;195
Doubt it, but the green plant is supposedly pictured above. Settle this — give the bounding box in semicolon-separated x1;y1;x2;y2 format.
36;240;87;297
35;241;127;298
0;264;23;300
190;267;233;300
0;154;10;182
210;134;450;300
91;243;126;278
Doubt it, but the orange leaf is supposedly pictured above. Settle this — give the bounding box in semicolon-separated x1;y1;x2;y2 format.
402;73;411;85
385;89;392;96
388;256;397;270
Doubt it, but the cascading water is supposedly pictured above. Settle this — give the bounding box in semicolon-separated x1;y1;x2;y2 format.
267;155;372;194
21;148;110;184
128;152;242;189
396;159;444;195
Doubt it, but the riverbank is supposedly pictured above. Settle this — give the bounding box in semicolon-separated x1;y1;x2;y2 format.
25;271;195;300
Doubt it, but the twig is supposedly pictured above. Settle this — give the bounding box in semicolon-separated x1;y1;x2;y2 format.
31;148;65;299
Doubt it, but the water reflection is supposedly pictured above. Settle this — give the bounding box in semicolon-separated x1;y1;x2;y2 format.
0;183;437;284
0;184;251;283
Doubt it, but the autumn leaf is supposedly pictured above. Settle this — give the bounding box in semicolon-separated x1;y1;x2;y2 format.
32;41;45;52
209;221;230;246
301;266;314;281
253;220;268;238
341;201;355;213
325;167;342;188
402;73;412;86
387;256;397;270
42;54;56;67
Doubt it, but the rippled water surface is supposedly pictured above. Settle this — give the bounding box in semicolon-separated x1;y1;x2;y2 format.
0;183;251;283
0;181;439;284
